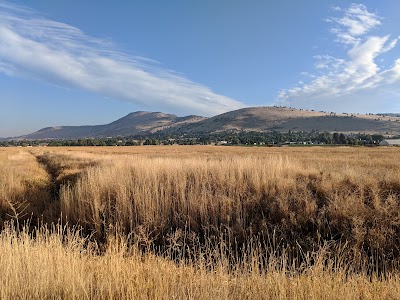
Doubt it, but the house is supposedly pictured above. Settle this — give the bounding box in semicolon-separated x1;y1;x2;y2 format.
379;139;400;146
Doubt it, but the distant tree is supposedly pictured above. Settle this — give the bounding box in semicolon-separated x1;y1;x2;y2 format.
333;133;339;144
371;134;384;142
339;133;347;144
125;140;136;146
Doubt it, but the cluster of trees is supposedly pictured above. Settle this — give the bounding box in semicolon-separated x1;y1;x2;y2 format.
0;131;387;147
0;138;135;147
203;131;385;146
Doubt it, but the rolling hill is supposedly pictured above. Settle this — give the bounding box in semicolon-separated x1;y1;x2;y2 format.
173;107;400;134
14;107;400;139
17;111;206;139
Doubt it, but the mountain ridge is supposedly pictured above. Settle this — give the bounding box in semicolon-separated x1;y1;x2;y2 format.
12;106;400;140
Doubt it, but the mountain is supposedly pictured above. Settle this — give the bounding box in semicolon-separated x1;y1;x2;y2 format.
15;107;400;140
173;107;400;134
19;111;206;139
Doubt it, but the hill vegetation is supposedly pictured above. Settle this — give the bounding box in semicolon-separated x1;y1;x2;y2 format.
2;131;387;147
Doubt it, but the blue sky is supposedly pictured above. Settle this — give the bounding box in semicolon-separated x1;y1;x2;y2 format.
0;1;399;137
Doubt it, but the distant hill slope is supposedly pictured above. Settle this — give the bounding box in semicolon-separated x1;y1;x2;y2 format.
16;107;400;139
19;112;206;139
174;107;400;135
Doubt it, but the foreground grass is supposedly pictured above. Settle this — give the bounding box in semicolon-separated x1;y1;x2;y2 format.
1;224;400;300
2;146;400;299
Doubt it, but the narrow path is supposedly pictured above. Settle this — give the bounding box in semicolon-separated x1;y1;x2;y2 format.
30;150;98;203
34;153;60;202
28;151;86;223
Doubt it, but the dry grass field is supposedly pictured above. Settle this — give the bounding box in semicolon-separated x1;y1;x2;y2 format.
1;145;400;299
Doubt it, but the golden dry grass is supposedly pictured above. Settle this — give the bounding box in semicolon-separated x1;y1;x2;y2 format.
55;146;400;265
0;149;50;226
2;223;400;300
1;145;400;299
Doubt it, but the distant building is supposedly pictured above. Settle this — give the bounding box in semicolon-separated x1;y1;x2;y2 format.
379;139;400;146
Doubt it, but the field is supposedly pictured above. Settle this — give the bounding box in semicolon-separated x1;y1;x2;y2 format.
1;145;400;299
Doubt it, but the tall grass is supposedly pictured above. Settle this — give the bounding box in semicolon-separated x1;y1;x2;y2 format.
0;150;50;226
2;222;400;300
58;151;400;270
2;146;400;298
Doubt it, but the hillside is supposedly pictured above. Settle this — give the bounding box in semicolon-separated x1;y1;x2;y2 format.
19;112;206;139
174;107;400;135
15;107;400;139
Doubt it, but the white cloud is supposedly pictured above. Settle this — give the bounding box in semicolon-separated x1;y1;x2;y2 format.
330;3;381;44
314;55;345;71
278;3;400;113
0;1;245;116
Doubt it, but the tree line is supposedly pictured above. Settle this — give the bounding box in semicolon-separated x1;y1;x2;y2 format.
0;130;389;147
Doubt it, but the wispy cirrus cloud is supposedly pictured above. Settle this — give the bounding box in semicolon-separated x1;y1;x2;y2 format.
328;3;382;45
0;1;245;116
278;3;400;113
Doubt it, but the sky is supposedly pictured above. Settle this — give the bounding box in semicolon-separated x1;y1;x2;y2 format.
0;1;399;137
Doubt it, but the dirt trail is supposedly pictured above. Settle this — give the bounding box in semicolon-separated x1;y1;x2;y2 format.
26;150;96;223
32;151;94;201
35;154;60;202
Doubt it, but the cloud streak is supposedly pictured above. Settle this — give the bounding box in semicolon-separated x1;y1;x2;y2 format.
0;1;245;116
278;3;400;113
